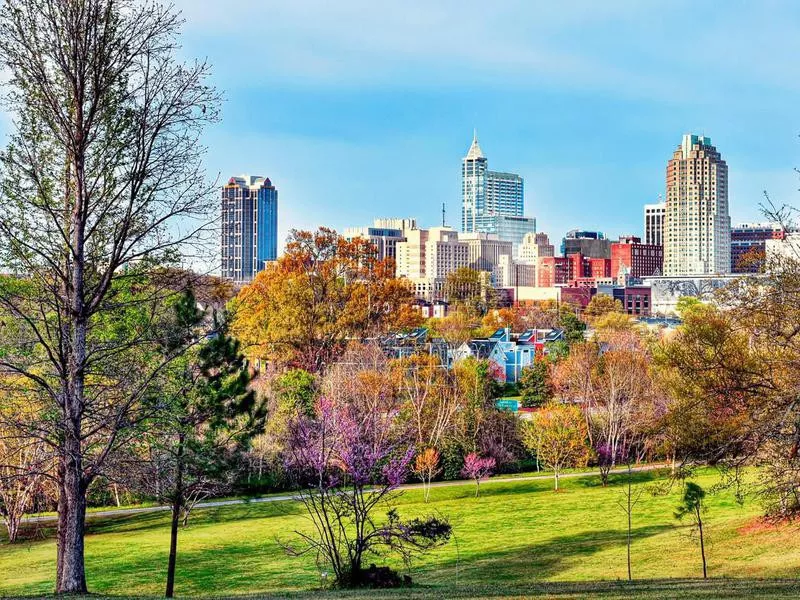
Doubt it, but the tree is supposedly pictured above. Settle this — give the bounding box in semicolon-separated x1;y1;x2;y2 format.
0;1;220;591
453;358;502;452
524;404;589;491
0;427;50;543
674;482;708;579
479;308;526;337
413;448;441;503
445;267;496;315
231;229;414;373
552;341;599;443
125;294;266;598
617;458;646;581
559;311;587;345
429;309;476;351
461;452;495;497
591;310;634;332
590;331;654;485
284;397;451;587
393;354;460;449
584;295;623;319
519;356;553;408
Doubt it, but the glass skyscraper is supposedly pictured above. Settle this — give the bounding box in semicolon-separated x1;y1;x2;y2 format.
221;175;278;283
461;133;526;237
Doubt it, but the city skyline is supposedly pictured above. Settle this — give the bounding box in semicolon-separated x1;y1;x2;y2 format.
2;2;798;250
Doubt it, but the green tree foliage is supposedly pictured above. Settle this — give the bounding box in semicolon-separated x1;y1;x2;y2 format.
129;291;266;597
559;311;587;345
674;482;708;579
273;369;317;418
519;358;553;408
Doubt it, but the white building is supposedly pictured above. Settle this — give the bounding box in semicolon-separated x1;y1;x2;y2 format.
396;225;536;301
765;232;800;264
343;218;416;265
663;134;731;276
644;201;665;247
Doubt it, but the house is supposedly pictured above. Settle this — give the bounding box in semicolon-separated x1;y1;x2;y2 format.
453;327;565;384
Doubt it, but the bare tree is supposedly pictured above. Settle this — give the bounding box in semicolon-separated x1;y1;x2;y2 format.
0;0;220;592
616;460;646;581
0;434;51;543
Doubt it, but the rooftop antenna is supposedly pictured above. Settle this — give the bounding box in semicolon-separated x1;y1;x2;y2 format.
442;202;446;227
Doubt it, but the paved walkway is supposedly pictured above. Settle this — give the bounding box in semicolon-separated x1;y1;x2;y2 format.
22;463;667;524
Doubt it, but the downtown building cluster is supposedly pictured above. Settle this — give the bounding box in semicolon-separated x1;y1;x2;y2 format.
220;133;795;316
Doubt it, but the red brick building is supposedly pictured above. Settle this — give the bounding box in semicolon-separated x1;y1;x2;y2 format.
610;236;663;281
612;286;652;316
537;254;612;287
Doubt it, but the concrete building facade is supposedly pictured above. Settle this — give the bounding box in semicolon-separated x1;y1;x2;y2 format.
663;134;731;276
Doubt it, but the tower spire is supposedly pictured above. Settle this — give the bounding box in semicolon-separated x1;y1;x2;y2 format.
465;129;484;160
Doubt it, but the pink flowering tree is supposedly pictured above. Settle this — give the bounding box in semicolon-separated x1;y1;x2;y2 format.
462;452;496;497
285;398;451;588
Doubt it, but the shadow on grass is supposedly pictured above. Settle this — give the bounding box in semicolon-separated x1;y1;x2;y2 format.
231;578;800;599
420;524;672;585
9;498;306;545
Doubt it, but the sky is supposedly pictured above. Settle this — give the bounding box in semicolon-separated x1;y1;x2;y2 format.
3;0;800;249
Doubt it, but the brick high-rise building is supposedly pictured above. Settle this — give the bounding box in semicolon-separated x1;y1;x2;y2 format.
611;236;663;281
663;134;731;275
730;222;784;273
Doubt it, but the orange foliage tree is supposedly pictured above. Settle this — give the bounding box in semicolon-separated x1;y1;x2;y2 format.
523;403;590;491
413;447;441;503
230;228;419;372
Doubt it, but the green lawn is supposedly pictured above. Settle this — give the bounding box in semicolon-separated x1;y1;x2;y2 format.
2;468;799;598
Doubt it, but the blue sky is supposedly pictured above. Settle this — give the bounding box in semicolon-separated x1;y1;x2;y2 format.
3;1;800;248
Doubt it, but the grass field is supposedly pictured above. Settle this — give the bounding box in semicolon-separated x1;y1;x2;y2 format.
2;468;799;598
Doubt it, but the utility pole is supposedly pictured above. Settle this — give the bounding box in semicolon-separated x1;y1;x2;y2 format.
442;202;446;227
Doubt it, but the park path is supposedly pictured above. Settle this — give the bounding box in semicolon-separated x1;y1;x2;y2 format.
22;463;666;525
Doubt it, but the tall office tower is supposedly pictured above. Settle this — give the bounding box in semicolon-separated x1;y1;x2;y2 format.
461;132;525;234
663;134;731;276
644;201;666;246
730;222;784;273
561;229;611;258
462;133;488;233
221;175;278;283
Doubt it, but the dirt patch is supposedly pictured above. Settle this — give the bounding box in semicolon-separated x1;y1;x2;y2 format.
737;515;797;535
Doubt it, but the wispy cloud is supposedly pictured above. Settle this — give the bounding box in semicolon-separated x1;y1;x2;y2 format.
174;0;800;103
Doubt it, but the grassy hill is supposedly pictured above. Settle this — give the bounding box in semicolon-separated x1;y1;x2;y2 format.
2;468;799;598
